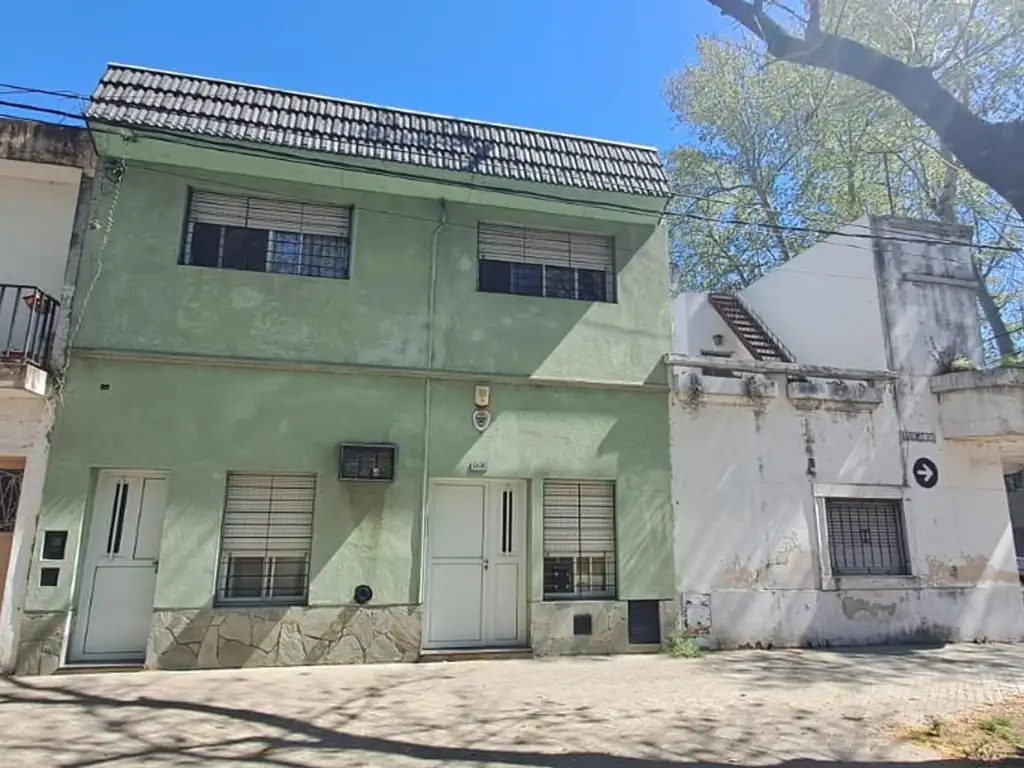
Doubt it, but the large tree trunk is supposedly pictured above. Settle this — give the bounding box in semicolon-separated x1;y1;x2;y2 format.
706;0;1023;355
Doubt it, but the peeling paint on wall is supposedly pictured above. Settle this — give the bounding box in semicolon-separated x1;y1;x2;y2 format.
681;592;711;636
840;595;898;620
923;554;1020;586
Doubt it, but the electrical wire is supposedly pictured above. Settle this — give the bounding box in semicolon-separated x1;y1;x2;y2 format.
0;91;1019;254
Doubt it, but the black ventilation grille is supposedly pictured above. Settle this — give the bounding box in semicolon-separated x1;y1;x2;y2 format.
339;443;397;482
628;600;662;645
573;614;593;636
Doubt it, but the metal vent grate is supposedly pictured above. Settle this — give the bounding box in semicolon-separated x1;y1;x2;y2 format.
825;497;909;576
216;473;316;604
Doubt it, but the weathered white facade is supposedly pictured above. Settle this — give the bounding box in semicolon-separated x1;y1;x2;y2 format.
0;120;94;672
670;216;1024;648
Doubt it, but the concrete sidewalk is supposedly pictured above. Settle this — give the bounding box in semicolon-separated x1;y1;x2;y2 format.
2;644;1024;767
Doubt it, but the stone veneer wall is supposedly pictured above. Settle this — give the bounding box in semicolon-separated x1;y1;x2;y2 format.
530;599;679;655
149;605;421;670
14;611;65;675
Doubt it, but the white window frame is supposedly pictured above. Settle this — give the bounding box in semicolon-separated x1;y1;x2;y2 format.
542;479;617;600
216;472;316;606
813;483;917;590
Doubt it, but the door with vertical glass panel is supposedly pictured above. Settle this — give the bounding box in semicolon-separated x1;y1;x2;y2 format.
69;471;168;663
424;480;526;648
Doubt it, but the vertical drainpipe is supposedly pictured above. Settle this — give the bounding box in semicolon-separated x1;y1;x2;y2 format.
418;199;447;605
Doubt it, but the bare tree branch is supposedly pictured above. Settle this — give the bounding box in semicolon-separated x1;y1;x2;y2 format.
704;0;1024;224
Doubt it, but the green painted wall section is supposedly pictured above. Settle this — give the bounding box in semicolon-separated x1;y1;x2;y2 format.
27;359;673;611
30;147;675;617
73;164;669;385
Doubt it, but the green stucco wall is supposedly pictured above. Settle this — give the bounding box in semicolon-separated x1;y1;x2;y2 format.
28;360;672;611
28;151;674;616
73;164;668;385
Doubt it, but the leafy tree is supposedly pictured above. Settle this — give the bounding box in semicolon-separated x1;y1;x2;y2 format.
676;0;1024;355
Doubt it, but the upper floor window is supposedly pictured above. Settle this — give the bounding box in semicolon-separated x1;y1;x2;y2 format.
183;191;352;280
477;223;615;303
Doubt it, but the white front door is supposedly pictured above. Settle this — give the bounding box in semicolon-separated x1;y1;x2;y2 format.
68;471;168;663
424;479;526;649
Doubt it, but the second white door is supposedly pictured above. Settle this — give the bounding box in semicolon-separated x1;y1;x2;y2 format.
424;479;526;649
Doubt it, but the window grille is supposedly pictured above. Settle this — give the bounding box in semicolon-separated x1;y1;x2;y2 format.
543;480;616;599
216;473;316;604
478;223;615;302
0;469;22;534
825;497;910;576
184;191;351;279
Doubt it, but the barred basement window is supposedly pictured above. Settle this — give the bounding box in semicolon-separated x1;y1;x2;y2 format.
825;497;910;576
216;473;316;604
478;223;615;302
184;191;351;279
543;480;616;599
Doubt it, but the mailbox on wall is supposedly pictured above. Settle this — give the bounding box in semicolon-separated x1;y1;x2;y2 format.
338;443;397;482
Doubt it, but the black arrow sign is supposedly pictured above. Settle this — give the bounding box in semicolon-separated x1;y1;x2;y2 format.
913;457;939;489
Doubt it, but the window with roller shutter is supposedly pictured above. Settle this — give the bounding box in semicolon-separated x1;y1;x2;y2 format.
825;497;910;576
542;480;617;599
183;191;352;279
477;223;616;303
216;472;316;605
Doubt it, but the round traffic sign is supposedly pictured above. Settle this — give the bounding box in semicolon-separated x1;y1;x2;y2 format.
913;457;938;489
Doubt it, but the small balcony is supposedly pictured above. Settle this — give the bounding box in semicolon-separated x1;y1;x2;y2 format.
0;285;60;396
931;369;1024;468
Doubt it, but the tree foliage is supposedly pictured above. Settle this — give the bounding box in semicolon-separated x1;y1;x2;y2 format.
673;0;1024;353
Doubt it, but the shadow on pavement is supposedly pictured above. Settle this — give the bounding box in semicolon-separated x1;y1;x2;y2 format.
1;670;1023;767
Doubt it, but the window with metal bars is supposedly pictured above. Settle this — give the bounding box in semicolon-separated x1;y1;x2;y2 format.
477;223;616;303
825;497;910;576
216;473;316;604
183;191;352;279
0;468;22;534
543;480;616;599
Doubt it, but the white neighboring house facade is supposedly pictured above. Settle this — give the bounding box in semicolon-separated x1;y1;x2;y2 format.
669;215;1024;648
0;119;95;672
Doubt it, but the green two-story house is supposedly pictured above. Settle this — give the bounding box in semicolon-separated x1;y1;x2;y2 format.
13;64;674;673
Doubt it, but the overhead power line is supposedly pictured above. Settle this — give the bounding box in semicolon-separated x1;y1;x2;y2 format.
0;89;1018;254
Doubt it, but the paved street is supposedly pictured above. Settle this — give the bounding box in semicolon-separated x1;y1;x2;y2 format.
2;644;1024;766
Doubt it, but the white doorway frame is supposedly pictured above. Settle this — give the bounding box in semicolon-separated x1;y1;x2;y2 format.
422;477;528;650
67;469;169;664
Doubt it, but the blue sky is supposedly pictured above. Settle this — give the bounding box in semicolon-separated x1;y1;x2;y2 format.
0;0;726;152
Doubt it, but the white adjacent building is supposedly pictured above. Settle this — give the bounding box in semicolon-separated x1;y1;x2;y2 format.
0;119;94;671
669;216;1024;648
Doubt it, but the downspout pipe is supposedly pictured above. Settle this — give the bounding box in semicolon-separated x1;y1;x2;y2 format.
418;199;447;604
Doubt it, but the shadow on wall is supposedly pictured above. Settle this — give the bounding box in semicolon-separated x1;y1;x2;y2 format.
0;662;1012;767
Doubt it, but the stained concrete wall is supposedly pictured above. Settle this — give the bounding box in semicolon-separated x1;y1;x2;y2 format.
670;217;1024;648
0;161;82;298
740;218;887;371
0;396;53;671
